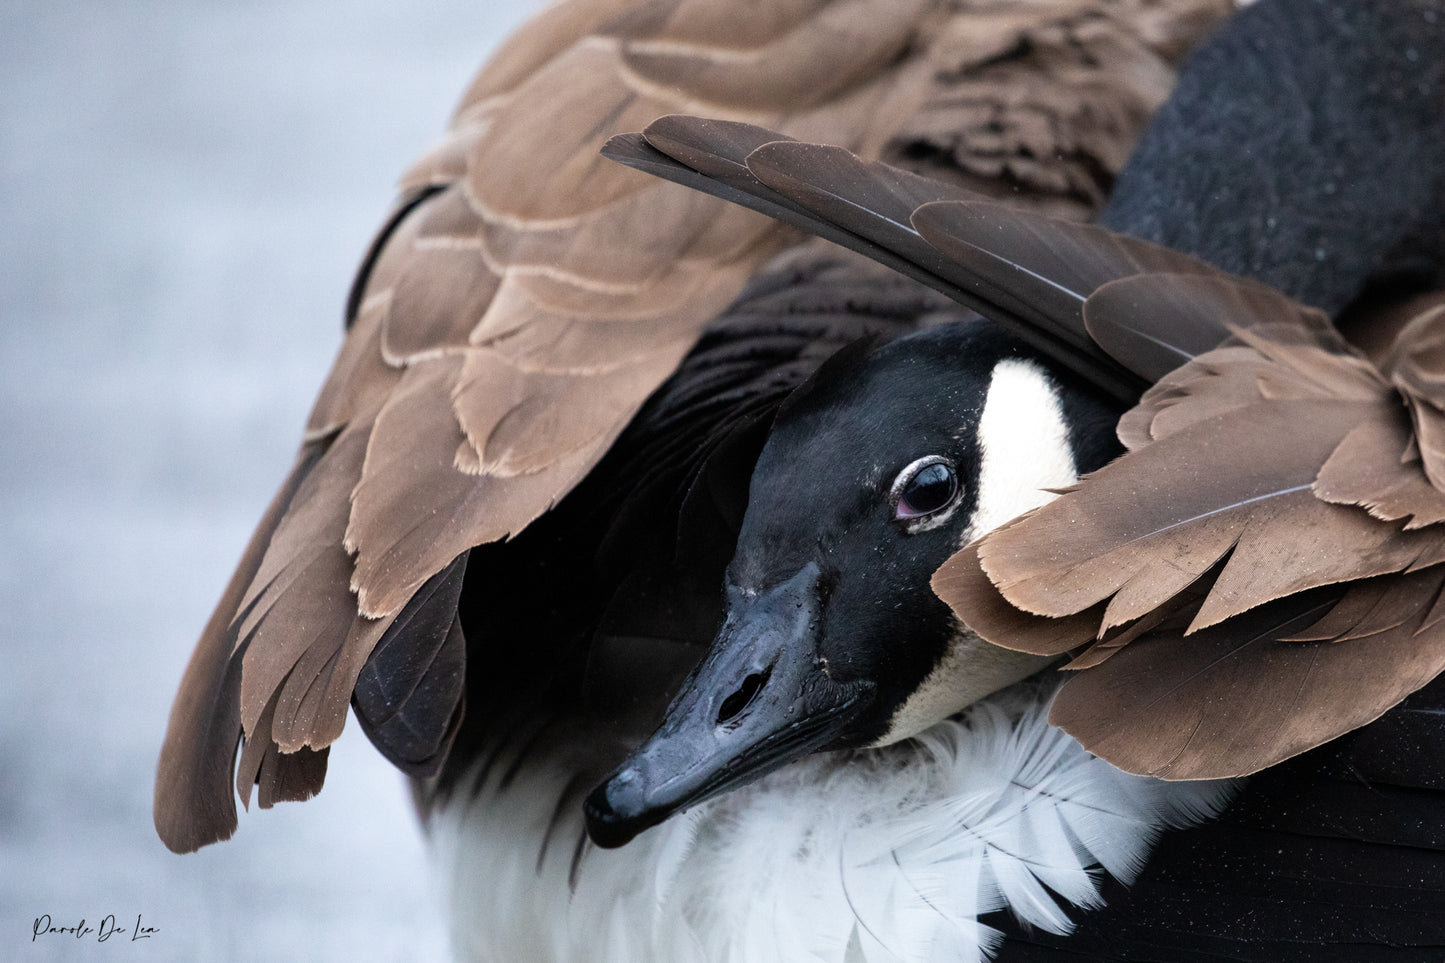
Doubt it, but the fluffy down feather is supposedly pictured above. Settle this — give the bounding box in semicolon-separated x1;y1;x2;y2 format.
157;0;1229;852
604;96;1445;785
435;682;1233;963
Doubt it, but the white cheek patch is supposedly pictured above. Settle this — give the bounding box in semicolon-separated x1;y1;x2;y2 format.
877;358;1080;745
968;357;1079;541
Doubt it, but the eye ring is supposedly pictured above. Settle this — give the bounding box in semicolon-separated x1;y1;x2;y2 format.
889;455;963;533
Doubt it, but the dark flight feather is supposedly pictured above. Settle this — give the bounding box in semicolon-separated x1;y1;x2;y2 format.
351;554;469;776
1083;272;1335;383
610;118;1153;402
604;32;1445;775
616;112;1445;780
601;126;981;337
909;200;1219;348
158;0;1231;847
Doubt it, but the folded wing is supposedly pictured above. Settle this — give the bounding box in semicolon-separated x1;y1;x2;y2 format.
610;113;1445;780
158;0;1228;850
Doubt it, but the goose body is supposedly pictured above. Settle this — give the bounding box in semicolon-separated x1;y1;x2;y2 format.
156;0;1445;959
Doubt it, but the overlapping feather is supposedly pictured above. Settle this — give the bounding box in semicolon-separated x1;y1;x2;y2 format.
604;115;1274;402
609;112;1445;781
940;295;1445;778
157;0;1233;851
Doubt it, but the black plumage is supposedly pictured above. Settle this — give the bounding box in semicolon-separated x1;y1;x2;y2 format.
989;677;1445;962
157;0;1445;957
423;253;955;811
1098;0;1445;314
597;0;1445;954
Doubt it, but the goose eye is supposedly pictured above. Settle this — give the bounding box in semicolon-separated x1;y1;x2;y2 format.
891;456;961;524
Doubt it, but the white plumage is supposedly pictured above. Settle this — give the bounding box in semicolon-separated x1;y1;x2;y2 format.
434;681;1234;963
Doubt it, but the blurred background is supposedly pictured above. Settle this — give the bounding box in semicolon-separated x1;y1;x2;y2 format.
0;2;535;958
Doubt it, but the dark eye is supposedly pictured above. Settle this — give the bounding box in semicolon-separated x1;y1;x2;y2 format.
891;456;961;527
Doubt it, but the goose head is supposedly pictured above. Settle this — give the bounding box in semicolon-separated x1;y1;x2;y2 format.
585;320;1123;847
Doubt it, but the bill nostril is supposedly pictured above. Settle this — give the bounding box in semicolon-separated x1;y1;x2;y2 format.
716;666;772;726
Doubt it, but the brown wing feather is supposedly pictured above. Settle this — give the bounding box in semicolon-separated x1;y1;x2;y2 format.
236;682;330;812
305;223;410;439
618;0;930;111
270;610;392;754
234;428;373;736
973;321;1445;625
160;0;1233;846
930;541;1102;657
939;284;1445;779
345;0;956;620
154;445;322;853
1386;303;1445;489
912;200;1225;330
1048;570;1445;780
975;402;1383;619
1315;407;1445;530
344;358;635;617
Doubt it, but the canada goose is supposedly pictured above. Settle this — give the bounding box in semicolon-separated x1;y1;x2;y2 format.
595;0;1445;957
154;0;1445;959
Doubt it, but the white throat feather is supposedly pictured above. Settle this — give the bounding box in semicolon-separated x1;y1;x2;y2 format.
432;681;1235;963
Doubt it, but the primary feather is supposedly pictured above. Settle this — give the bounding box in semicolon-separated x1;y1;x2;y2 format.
158;0;1227;854
157;0;1445;957
605;1;1445;782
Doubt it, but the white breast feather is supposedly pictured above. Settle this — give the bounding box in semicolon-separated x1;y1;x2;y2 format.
433;683;1236;963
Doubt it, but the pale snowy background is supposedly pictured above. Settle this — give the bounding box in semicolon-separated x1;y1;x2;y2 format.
1;2;536;959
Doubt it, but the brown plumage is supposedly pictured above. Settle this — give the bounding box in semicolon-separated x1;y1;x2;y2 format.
604;104;1445;782
911;221;1445;778
156;0;1231;852
940;292;1445;778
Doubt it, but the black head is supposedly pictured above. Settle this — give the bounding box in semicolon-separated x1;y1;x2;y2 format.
585;320;1122;847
